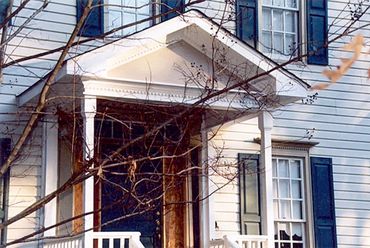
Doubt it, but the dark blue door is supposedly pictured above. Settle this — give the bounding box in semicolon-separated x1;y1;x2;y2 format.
100;144;163;248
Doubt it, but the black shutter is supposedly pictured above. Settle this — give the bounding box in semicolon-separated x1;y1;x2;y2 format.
0;1;10;24
161;0;184;21
307;0;328;65
77;0;104;37
0;138;10;244
236;0;257;47
311;157;337;248
0;138;10;165
238;153;261;235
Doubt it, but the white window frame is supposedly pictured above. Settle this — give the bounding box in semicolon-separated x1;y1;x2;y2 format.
257;0;307;61
271;148;314;248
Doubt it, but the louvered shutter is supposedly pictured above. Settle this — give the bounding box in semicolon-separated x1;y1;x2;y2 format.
0;1;10;24
77;0;104;37
161;0;184;21
307;0;328;65
311;157;337;248
236;0;257;47
239;153;261;234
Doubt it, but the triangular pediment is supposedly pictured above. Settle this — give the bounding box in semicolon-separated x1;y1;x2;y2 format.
18;10;309;109
107;40;235;89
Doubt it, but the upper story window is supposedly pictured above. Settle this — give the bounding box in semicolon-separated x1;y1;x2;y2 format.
236;0;328;65
106;0;152;36
261;0;299;56
77;0;184;37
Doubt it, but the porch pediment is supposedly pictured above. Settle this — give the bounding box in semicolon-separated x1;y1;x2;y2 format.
106;41;231;89
18;10;309;110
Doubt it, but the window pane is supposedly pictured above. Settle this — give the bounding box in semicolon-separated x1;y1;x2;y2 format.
274;222;278;240
293;244;303;248
273;10;283;31
290;160;301;178
273;179;278;197
286;34;297;55
292;223;303;241
262;31;272;53
279;179;290;198
125;0;136;7
279;222;290;240
292;180;301;199
280;200;291;219
273;159;277;177
137;0;151;15
109;10;123;29
274;32;284;53
122;13;137;34
263;0;272;5
263;9;272;30
137;19;151;30
285;11;296;32
281;243;291;248
273;0;284;7
287;0;298;8
278;159;289;177
111;0;122;5
293;201;302;219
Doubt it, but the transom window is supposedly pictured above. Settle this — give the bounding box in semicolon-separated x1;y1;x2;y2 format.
273;157;305;248
261;0;299;56
106;0;152;36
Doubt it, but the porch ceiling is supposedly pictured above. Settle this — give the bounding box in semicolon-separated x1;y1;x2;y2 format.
17;10;309;114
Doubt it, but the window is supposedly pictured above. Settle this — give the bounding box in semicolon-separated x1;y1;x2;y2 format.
273;157;305;248
105;0;152;36
77;0;184;37
236;0;328;65
261;0;299;56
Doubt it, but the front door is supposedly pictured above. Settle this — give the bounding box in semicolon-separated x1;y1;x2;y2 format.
99;142;163;248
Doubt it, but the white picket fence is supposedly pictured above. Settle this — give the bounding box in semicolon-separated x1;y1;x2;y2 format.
42;232;265;248
210;235;268;248
42;232;144;248
91;232;144;248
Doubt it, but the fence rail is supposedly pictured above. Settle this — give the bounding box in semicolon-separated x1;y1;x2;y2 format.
91;232;144;248
42;232;144;248
210;235;268;248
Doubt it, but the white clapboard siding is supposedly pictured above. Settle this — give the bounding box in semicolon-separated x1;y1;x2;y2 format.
5;125;43;243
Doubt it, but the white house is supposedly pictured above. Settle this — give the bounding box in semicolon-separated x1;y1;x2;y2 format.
0;0;369;248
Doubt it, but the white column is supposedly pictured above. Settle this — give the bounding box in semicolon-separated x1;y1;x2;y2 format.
258;111;274;248
82;96;96;248
42;117;58;236
200;118;210;248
